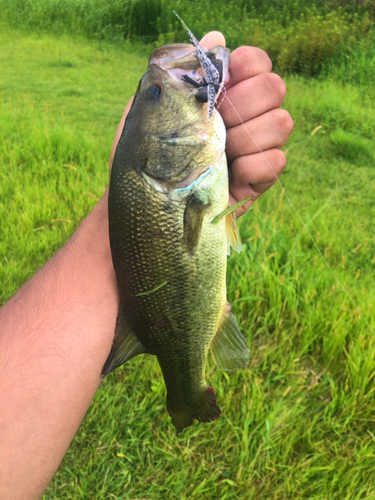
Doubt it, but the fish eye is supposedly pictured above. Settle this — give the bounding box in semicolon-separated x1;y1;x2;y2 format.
143;84;162;102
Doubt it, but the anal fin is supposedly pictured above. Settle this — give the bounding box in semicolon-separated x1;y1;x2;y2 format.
101;310;146;378
210;306;250;371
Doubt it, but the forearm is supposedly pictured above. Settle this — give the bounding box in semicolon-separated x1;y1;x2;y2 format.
0;190;118;500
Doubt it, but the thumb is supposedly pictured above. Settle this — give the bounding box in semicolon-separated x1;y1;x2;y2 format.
200;31;226;50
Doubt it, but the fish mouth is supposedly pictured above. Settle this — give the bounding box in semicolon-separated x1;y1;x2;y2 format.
147;43;229;151
149;43;230;111
138;43;229;190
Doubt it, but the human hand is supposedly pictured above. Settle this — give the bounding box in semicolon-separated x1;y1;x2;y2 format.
201;32;293;217
109;32;293;218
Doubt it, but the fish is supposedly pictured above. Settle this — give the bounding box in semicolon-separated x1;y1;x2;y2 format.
102;32;250;433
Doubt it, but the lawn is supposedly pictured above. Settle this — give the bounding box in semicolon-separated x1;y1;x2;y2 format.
1;26;375;499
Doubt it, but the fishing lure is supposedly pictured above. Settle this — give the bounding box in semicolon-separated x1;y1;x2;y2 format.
174;11;222;119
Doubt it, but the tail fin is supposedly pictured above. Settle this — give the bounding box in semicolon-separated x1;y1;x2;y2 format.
167;386;221;434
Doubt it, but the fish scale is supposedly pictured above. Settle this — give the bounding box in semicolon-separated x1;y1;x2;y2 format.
109;161;228;395
103;42;250;433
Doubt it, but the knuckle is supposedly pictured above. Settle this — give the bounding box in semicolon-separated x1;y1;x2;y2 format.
232;46;272;74
264;73;287;102
233;46;250;60
272;149;287;173
254;48;273;72
273;109;294;136
225;130;236;155
236;155;248;182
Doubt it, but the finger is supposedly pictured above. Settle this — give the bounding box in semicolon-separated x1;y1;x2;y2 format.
226;46;272;89
109;97;134;171
229;149;287;218
200;31;226;49
230;149;287;192
219;73;286;128
226;108;294;163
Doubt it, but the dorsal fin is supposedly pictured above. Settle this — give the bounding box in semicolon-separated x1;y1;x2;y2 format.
226;211;242;254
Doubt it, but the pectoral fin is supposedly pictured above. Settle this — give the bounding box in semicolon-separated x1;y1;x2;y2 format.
210;307;250;371
183;194;209;253
101;310;146;377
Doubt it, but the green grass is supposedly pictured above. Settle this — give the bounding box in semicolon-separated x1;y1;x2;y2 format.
1;27;375;499
1;0;375;76
0;29;148;299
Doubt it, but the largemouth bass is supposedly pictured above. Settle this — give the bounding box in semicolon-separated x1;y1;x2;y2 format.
102;37;250;433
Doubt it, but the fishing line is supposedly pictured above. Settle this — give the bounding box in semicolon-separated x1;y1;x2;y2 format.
222;93;375;336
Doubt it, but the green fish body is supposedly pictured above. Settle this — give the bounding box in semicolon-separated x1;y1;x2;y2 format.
103;43;250;433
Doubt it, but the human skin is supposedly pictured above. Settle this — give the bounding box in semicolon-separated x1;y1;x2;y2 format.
0;32;293;500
